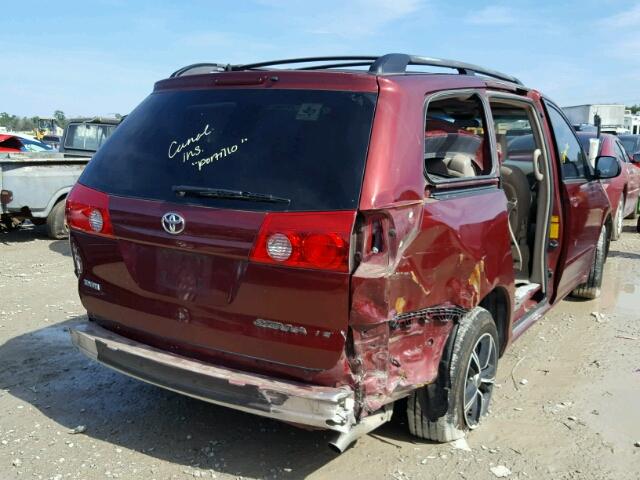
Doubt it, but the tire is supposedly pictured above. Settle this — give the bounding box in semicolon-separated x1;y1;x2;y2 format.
407;307;498;442
611;197;623;241
571;224;606;299
46;200;69;239
627;198;638;220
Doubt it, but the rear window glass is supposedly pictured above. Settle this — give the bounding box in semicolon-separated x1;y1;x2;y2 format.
620;136;639;154
80;89;376;211
64;123;116;151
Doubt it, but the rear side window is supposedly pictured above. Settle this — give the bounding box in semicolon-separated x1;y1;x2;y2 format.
424;93;492;182
546;104;588;179
80;89;376;211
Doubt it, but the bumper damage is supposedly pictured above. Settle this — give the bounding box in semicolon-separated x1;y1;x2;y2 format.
70;322;356;433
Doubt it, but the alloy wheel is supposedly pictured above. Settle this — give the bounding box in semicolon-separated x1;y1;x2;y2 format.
463;332;497;429
615;198;624;238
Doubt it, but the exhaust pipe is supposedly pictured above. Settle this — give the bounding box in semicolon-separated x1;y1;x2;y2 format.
328;405;393;453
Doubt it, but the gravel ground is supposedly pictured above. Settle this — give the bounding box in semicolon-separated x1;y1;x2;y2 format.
1;220;639;480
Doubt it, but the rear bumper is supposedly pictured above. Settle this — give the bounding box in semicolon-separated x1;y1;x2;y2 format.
70;322;356;432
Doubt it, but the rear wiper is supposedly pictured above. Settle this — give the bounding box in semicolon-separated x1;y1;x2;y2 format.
172;185;291;204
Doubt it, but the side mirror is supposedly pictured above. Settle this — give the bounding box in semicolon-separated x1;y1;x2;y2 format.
594;155;621;179
633;153;640;163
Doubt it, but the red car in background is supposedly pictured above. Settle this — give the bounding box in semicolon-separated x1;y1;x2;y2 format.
0;134;55;153
619;135;640;166
578;133;640;239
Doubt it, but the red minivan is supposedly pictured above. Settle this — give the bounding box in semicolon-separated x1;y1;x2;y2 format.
67;55;619;451
578;133;640;240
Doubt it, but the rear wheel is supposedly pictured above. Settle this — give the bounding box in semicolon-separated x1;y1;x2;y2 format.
46;200;68;239
407;307;498;442
627;198;638;220
572;224;607;299
611;197;624;241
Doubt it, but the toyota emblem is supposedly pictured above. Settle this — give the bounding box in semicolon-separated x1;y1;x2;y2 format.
161;212;185;235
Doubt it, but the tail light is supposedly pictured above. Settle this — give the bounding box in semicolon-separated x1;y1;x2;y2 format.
355;204;423;270
65;183;113;236
250;211;356;272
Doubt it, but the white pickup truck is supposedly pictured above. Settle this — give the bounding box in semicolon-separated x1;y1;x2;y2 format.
0;152;91;238
1;118;120;239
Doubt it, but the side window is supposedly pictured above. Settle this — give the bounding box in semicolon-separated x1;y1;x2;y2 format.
546;104;588;180
424;93;492;181
490;101;542;164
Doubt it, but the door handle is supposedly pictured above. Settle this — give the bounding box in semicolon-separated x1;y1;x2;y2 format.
570;196;579;207
533;148;544;182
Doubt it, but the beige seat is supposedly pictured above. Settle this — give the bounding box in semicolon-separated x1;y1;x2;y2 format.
500;163;531;275
426;153;477;178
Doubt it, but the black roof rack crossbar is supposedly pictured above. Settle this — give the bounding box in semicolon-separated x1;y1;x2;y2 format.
369;53;523;85
169;54;522;86
236;56;378;71
297;61;375;70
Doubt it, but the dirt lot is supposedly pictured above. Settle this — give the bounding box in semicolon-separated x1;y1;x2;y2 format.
1;221;639;480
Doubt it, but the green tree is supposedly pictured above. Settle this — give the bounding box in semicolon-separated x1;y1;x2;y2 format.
0;112;18;130
627;104;640;114
53;110;67;128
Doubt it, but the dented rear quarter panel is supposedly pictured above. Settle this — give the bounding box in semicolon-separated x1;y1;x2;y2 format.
351;77;516;413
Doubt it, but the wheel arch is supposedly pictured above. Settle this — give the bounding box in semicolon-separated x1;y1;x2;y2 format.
604;213;613;257
478;286;511;357
36;187;71;218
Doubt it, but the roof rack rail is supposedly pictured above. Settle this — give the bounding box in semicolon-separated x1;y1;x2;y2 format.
170;63;231;78
170;54;523;85
368;54;522;85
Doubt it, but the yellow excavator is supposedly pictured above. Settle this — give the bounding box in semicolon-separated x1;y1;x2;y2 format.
33;118;64;140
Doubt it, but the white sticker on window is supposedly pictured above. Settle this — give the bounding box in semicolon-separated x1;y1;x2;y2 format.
296;103;323;121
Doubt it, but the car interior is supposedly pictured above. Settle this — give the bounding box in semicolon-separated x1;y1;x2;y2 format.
424;94;492;180
490;100;551;305
424;95;551;308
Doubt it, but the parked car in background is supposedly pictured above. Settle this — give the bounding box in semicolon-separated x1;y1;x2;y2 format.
619;134;640;165
67;54;619;451
41;134;62;150
59;117;119;157
0;134;55;153
1;120;119;238
1;151;91;238
578;133;640;239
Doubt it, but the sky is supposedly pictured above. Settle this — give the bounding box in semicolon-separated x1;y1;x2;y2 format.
2;0;640;117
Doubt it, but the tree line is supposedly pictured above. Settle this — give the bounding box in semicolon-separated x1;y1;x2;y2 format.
0;110;69;131
0;111;124;132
